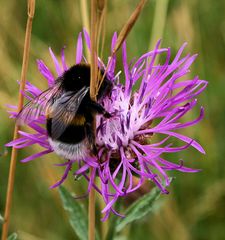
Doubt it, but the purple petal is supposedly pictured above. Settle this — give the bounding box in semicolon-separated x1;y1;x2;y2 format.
37;60;55;87
49;47;63;76
61;46;68;70
50;161;72;188
21;149;52;163
83;28;91;50
159;131;205;154
76;32;83;64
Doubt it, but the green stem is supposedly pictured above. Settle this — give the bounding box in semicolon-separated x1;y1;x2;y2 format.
149;0;169;50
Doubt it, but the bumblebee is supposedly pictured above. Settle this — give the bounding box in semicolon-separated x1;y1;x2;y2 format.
17;63;112;160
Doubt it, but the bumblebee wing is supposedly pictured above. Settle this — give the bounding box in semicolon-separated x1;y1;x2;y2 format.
51;86;89;139
17;85;61;125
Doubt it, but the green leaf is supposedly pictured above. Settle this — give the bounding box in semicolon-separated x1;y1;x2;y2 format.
58;186;88;240
7;233;18;240
116;187;161;232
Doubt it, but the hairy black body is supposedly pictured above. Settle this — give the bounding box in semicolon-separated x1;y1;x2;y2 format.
46;64;112;159
17;63;113;160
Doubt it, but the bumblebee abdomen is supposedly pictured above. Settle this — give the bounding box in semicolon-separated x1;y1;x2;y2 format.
70;114;86;126
46;118;86;144
48;138;89;160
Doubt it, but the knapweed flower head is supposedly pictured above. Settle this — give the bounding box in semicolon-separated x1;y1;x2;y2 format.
7;29;207;220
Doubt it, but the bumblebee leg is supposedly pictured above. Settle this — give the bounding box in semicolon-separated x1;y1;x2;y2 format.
89;101;112;118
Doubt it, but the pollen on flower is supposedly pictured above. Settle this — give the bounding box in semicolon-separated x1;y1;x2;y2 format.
6;30;207;220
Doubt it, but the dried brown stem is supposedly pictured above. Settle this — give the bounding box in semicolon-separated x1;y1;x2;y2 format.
89;1;99;240
1;1;35;239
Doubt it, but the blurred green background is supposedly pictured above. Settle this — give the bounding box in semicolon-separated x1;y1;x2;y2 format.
0;0;225;239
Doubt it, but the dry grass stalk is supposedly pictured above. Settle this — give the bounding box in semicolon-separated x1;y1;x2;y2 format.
80;0;90;33
97;0;105;11
96;0;107;63
89;2;108;239
1;1;35;240
90;0;98;100
112;0;147;54
97;0;147;94
80;0;91;59
90;0;107;100
89;0;100;239
96;0;107;101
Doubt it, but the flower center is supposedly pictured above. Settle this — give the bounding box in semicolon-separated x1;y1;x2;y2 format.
96;86;153;151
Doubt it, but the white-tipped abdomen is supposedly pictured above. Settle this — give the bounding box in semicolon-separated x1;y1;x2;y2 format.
48;138;89;160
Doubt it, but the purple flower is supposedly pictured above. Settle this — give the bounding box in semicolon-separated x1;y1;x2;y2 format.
6;30;207;220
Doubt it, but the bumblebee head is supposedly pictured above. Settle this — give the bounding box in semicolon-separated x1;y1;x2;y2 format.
60;63;113;100
61;64;90;92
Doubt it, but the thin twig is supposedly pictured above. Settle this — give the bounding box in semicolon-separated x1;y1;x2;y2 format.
1;1;35;240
